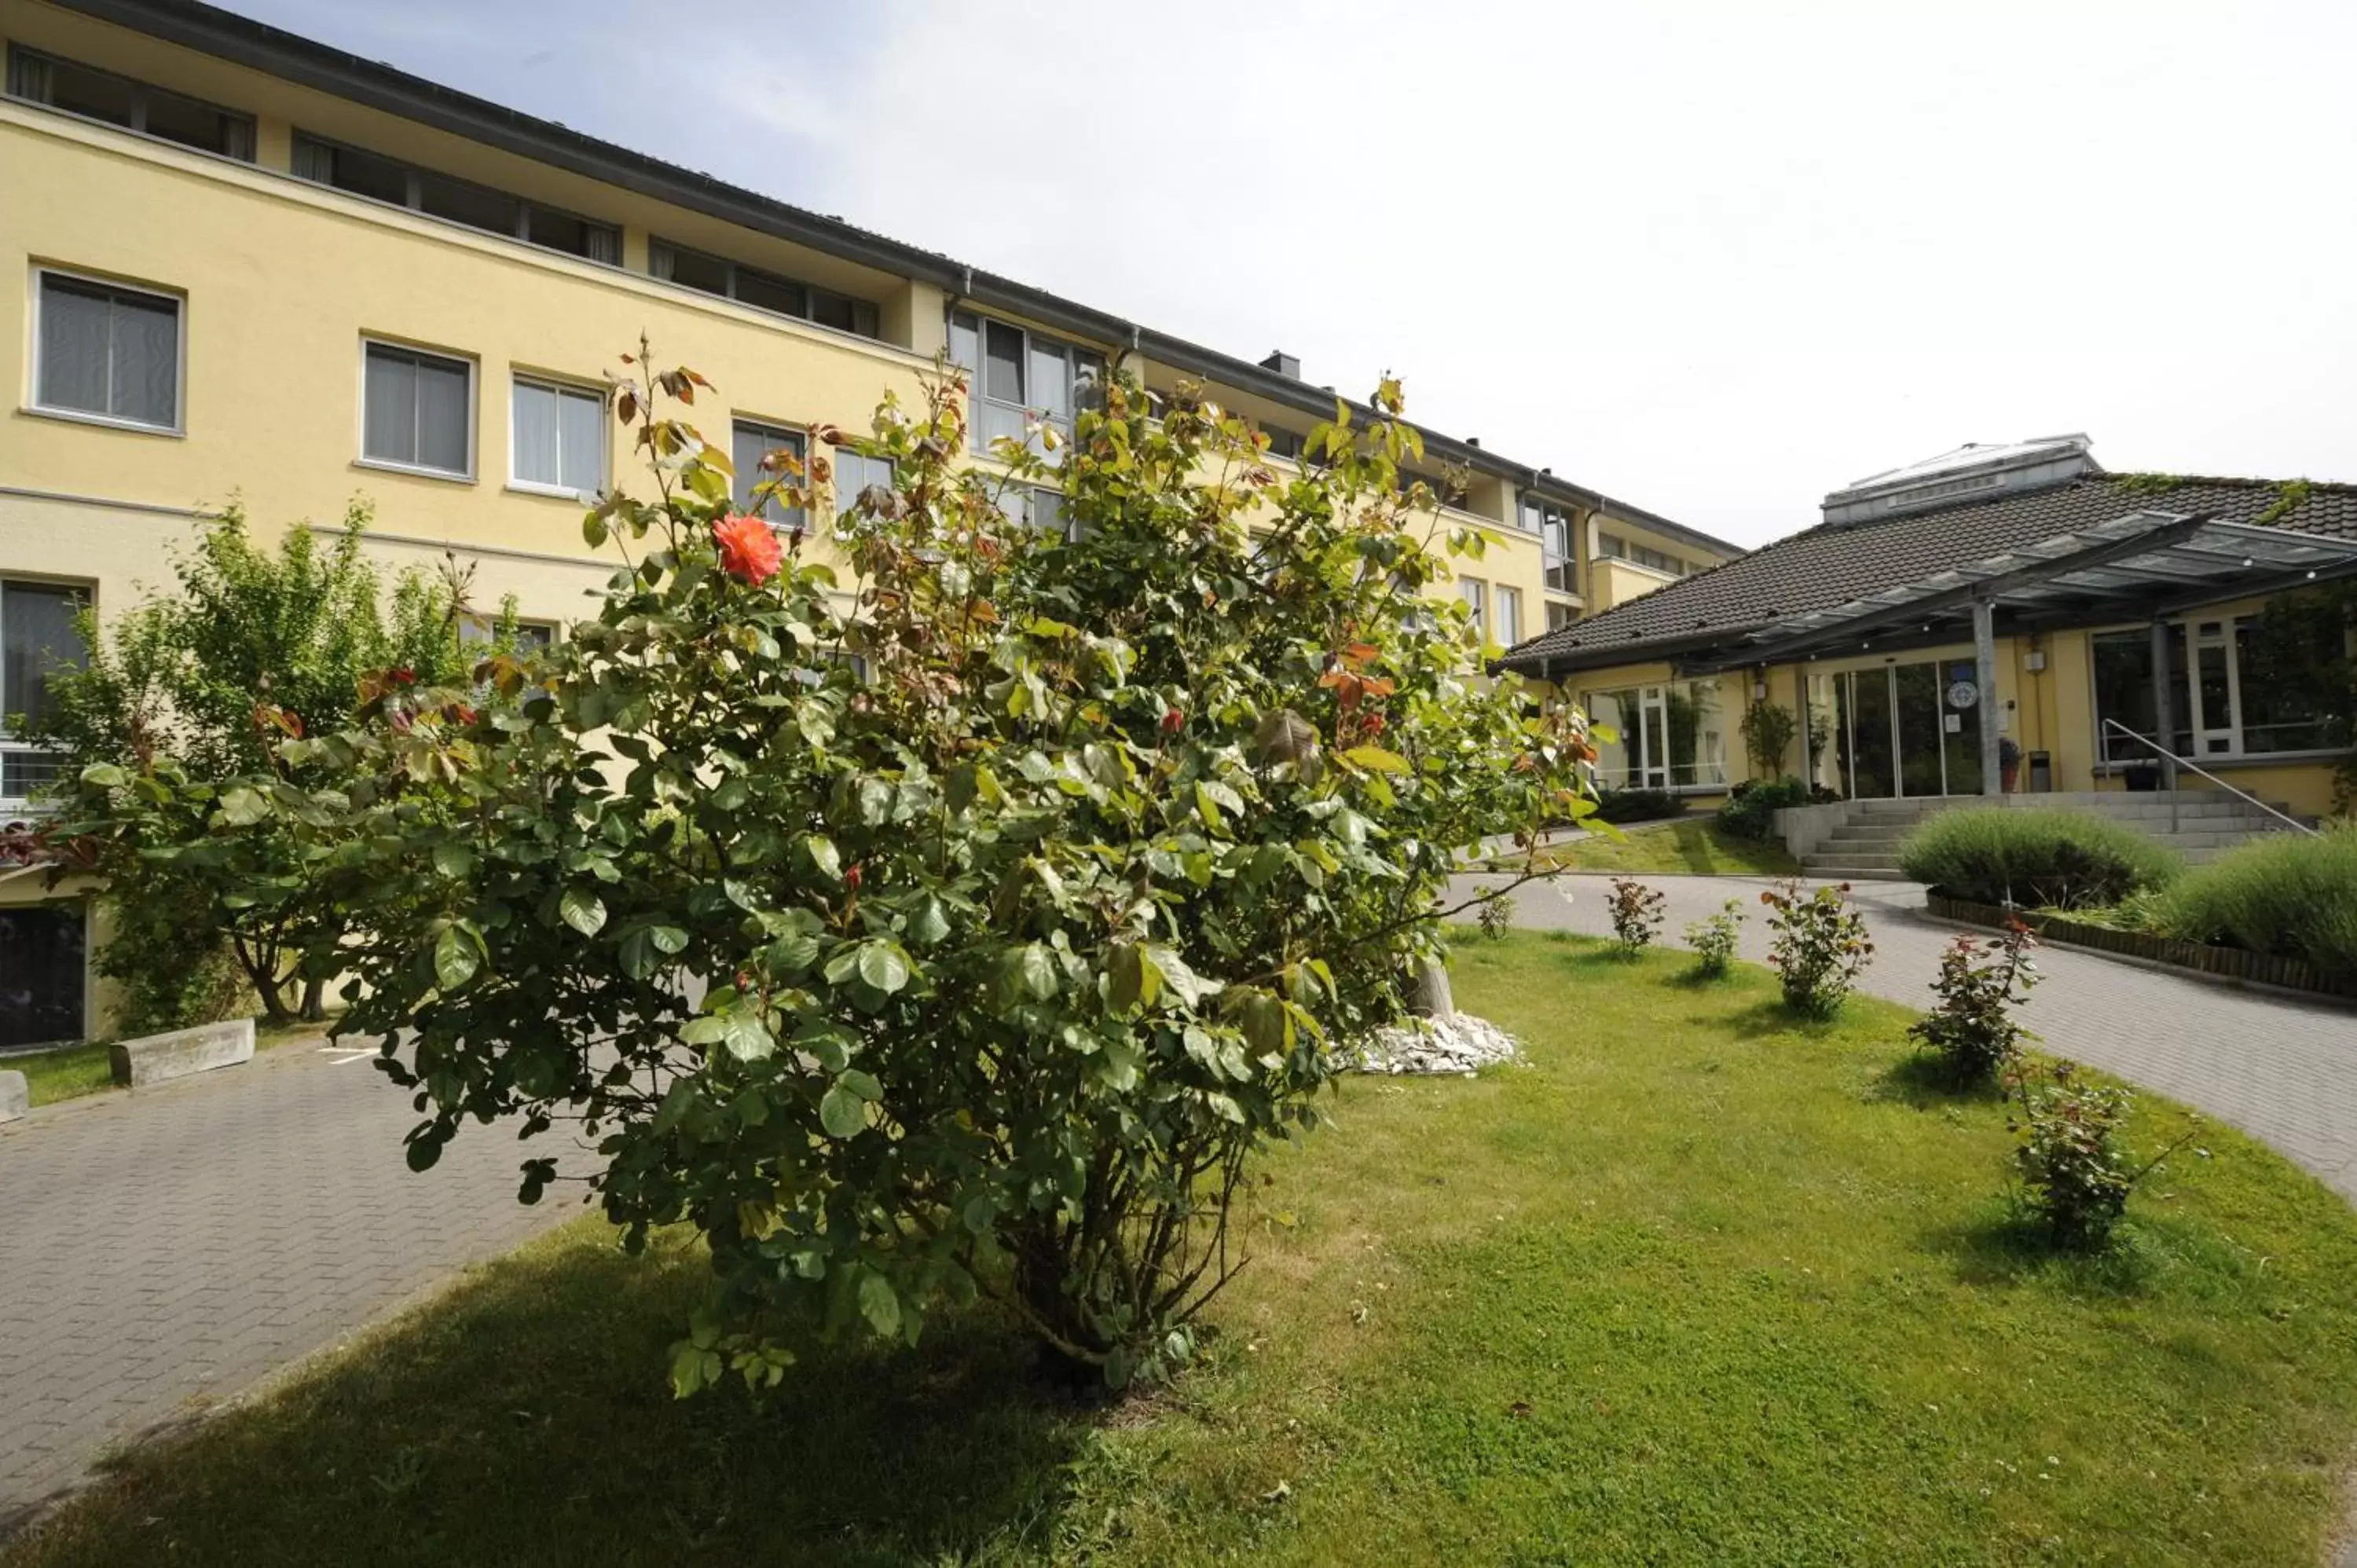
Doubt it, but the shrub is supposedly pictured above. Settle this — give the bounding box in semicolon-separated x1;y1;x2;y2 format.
1475;892;1517;941
1908;918;2039;1084
1592;786;1681;825
2007;1060;2200;1250
1759;878;1873;1017
1683;899;1744;977
1898;808;2179;910
2154;820;2357;973
1607;877;1666;956
1739;700;1798;779
1717;775;1812;842
211;350;1588;1390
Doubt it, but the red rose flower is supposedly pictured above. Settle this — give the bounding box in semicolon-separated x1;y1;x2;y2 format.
1160;707;1185;736
713;512;783;585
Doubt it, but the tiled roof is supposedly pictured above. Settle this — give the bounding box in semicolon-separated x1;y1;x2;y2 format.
1506;474;2357;672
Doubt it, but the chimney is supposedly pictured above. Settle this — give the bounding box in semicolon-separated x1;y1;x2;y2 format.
1259;350;1300;379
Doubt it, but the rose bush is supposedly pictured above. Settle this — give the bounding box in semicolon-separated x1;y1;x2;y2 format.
198;346;1591;1389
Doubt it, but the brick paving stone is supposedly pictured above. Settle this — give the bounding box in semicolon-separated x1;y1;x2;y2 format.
1451;871;2357;1205
0;1041;582;1530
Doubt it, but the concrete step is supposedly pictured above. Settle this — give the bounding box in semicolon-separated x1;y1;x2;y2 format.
1804;848;1904;869
1798;864;1912;882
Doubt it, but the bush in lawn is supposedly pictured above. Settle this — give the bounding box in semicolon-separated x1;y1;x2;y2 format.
1897;807;2179;910
1682;899;1743;977
224;348;1589;1390
2154;819;2357;973
1758;878;1873;1017
2007;1059;2201;1250
1717;775;1811;841
1607;877;1666;956
1475;892;1518;941
1909;918;2039;1084
1592;786;1681;825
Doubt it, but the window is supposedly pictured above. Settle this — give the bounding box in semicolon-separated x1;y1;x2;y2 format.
33;272;181;431
1545;602;1579;632
2094;614;2349;763
0;905;86;1048
732;419;809;532
948;311;1105;459
1261;425;1305;461
649;240;879;339
1585;680;1727;789
1523;495;1579;595
459;614;555;652
362;342;473;478
1398;470;1468;509
1494;586;1523;650
1457;576;1486;639
8;46;254;159
294;134;619;262
1599;532;1688;577
2;580;89;804
834;450;895;517
992;486;1072;540
509;378;604;496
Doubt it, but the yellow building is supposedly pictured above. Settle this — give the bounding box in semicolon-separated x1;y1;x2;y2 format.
1502;437;2357;870
0;0;1738;1046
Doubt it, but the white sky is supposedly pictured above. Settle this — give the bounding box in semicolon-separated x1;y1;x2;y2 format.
221;1;2357;548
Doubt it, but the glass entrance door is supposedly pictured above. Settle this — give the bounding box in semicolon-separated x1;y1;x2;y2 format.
1835;667;1895;798
1831;659;1984;799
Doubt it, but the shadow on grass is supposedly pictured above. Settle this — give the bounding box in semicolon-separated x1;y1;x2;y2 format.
13;1224;1094;1568
1925;1205;2160;1297
1868;1052;2011;1110
1720;998;1849;1043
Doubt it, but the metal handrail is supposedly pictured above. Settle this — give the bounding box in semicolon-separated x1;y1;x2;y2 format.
2098;719;2319;837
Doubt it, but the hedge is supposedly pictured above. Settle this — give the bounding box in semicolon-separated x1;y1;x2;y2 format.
1898;808;2180;910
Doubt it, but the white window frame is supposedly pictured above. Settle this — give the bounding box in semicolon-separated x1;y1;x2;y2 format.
0;576;90;811
1494;584;1522;650
948;310;1105;460
2090;611;2350;765
27;266;187;437
356;337;477;483
506;373;607;500
731;416;810;532
1457;575;1487;640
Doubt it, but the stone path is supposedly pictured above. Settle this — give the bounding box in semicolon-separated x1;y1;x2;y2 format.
1450;871;2357;1207
0;1040;581;1531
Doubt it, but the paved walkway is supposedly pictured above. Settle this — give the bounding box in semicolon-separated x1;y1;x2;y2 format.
0;1040;580;1531
1450;871;2357;1207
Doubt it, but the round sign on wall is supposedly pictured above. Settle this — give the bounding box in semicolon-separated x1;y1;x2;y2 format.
1947;680;1980;710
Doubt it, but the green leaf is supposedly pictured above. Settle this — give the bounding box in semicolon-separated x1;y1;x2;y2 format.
559;887;607;937
857;1271;901;1338
908;894;952;948
805;835;842;880
433;925;480;991
649;925;691;955
1016;942;1058;1001
679;1015;728;1046
721;1008;774;1061
432;842;475;879
819;1083;867;1139
856;941;912;995
838;1068;883;1102
79;762;127;789
218;786;270;826
1340;745;1409;773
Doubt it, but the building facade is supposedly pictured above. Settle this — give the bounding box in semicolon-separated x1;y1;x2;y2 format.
0;0;1738;1047
1504;437;2357;819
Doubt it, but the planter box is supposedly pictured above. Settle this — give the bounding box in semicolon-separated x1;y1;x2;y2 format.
1925;893;2357;1002
109;1018;256;1088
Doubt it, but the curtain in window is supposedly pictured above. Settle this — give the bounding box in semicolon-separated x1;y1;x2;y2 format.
732;423;807;528
557;387;603;493
363;347;419;464
512;381;561;487
983;322;1024;405
291;134;335;182
9;49;53;101
415;356;471;473
36;278;111;416
117;288;178;427
2;581;86;730
584;225;619;266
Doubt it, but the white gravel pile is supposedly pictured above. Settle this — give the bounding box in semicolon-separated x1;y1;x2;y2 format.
1349;1013;1519;1076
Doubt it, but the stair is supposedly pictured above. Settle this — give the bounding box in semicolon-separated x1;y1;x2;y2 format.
1794;791;2304;882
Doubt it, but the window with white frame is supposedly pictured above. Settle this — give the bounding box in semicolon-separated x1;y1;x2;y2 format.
294;132;619;263
458;614;556;653
1598;532;1688;577
33;271;182;431
8;46;254;159
2093;613;2348;762
948;311;1105;458
1493;586;1522;650
1457;576;1487;639
732;419;808;531
361;342;473;478
650;240;879;338
1523;495;1579;595
1585;680;1727;789
510;377;605;497
2;580;89;804
833;450;895;517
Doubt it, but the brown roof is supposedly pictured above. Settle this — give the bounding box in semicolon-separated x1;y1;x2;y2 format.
1508;474;2357;673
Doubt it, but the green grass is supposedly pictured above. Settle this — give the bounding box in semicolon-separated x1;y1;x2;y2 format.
1533;817;1798;877
3;1020;325;1109
9;936;2357;1566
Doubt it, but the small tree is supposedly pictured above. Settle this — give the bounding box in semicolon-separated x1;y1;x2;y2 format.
38;505;472;1025
1909;919;2039;1084
1606;877;1666;956
1738;698;1797;781
1758;878;1873;1017
229;348;1589;1387
1683;899;1743;977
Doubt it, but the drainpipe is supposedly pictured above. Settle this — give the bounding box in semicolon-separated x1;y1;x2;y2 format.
1973;597;2003;797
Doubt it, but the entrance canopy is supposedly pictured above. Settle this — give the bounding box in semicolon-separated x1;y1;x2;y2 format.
1676;509;2357;674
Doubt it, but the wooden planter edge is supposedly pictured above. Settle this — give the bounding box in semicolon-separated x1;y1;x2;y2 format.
1923;893;2357;1002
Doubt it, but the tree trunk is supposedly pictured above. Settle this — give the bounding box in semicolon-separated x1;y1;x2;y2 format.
299;974;327;1024
1410;955;1455;1022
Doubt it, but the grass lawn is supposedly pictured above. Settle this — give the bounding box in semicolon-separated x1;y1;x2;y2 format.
1531;816;1798;877
9;935;2357;1566
3;1020;324;1110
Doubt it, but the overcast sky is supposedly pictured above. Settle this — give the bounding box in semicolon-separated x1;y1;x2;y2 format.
220;0;2357;547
